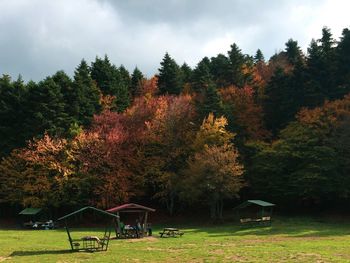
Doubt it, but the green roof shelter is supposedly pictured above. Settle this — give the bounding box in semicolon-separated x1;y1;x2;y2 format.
57;207;119;252
19;208;43;228
234;200;275;226
19;208;42;215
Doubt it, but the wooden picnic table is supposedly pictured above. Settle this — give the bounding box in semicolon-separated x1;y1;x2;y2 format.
159;228;184;237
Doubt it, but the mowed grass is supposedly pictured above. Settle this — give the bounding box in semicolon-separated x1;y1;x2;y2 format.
2;217;350;262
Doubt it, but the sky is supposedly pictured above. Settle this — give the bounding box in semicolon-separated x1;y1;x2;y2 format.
0;0;349;81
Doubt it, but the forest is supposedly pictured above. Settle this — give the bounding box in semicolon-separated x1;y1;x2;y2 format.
0;26;350;219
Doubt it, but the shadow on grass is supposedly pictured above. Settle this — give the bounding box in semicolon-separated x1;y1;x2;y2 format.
184;218;350;238
10;249;71;257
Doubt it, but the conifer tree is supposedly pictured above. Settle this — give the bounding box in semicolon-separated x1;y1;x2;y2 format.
227;43;247;87
158;52;183;95
73;60;101;125
254;49;265;63
130;67;144;97
91;55;129;112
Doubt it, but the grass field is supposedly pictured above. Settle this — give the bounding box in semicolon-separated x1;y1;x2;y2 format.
1;217;350;262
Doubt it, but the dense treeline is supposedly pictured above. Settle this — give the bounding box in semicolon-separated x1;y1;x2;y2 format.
1;27;350;218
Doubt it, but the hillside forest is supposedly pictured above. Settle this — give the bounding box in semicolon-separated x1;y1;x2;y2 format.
1;27;350;219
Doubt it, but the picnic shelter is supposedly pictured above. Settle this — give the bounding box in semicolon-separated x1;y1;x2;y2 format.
57;206;119;252
234;200;275;226
107;203;155;238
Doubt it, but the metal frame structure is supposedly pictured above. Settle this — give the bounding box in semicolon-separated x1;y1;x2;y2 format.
57;206;119;252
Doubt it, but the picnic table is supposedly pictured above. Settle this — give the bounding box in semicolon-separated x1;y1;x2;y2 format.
159;228;184;238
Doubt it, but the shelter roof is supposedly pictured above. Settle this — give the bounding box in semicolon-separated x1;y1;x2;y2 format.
57;206;118;221
19;208;42;215
107;203;155;213
234;200;275;209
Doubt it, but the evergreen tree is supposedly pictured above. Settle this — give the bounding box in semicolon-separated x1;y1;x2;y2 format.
158;52;183;95
51;71;75;123
210;54;231;88
227;43;247;87
0;75;28;156
285;39;303;65
254;49;265;63
263;67;292;134
130;67;144;97
335;28;350;96
199;83;223;119
180;63;192;84
119;65;131;88
73;60;101;126
91;55;129;112
24;78;70;138
191;58;214;93
306;28;337;104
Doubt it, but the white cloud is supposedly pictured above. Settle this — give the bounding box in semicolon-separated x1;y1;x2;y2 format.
0;0;349;81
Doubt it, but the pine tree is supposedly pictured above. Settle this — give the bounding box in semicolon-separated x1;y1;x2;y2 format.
158;52;183;95
119;65;131;88
285;39;303;65
130;67;144;98
210;54;231;88
335;28;350;97
24;78;70;138
306;27;337;104
73;59;101;126
191;58;214;93
180;63;192;84
199;83;223;119
0;75;28;156
227;43;247;87
263;67;292;134
254;49;265;63
91;55;129;112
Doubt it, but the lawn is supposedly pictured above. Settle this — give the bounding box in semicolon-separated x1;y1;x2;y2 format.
1;217;350;262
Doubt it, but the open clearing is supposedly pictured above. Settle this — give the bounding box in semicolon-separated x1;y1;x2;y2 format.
1;217;350;262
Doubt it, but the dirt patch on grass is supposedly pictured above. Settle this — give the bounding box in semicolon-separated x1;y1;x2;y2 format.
0;257;11;262
241;236;331;244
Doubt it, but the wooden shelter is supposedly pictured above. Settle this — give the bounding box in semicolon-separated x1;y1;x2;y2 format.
234;200;275;226
107;203;155;238
57;206;119;252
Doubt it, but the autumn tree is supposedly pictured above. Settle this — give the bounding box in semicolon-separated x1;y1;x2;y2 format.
220;85;268;141
182;114;244;219
142;95;196;214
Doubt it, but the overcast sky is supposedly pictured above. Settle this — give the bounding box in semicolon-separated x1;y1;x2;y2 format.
0;0;349;81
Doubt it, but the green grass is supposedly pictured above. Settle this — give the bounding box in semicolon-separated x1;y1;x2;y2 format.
2;217;350;262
